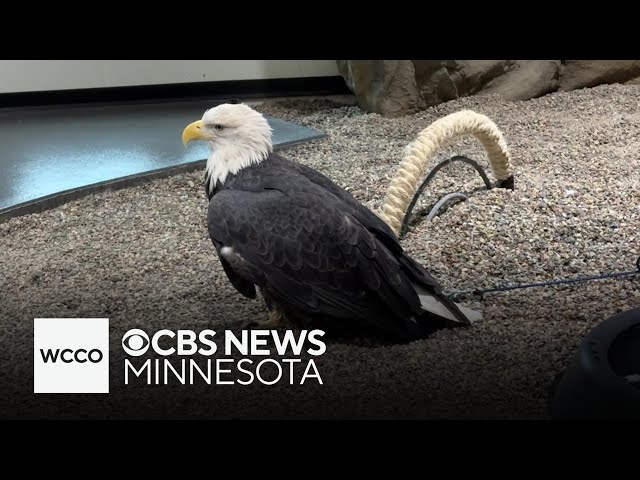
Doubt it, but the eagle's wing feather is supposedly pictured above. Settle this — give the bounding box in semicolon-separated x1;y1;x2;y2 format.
294;161;406;256
218;255;256;299
294;159;459;313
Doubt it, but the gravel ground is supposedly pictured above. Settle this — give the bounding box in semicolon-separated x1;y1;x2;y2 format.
1;84;639;419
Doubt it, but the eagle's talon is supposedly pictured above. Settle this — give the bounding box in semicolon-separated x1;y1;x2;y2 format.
260;310;286;329
241;310;286;330
240;319;260;330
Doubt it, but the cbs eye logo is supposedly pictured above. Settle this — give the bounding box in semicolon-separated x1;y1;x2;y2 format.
122;329;150;356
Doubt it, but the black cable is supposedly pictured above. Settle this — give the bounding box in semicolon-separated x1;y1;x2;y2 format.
400;155;493;237
449;256;640;300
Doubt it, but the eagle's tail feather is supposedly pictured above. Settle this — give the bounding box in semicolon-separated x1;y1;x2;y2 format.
395;253;482;327
415;287;483;325
454;301;483;324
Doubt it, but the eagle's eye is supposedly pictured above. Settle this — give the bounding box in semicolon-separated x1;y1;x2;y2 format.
213;124;224;131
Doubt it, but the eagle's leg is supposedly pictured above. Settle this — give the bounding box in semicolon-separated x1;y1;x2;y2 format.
257;308;286;329
242;307;290;330
241;288;299;331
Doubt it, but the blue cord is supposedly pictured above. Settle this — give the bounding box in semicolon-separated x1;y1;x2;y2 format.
450;255;640;300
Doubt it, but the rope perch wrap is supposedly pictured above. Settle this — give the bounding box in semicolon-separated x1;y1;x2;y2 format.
379;110;513;236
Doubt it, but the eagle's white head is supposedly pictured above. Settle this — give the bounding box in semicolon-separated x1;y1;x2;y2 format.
182;103;273;192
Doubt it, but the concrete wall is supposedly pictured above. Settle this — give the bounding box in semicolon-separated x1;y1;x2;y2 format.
0;60;340;94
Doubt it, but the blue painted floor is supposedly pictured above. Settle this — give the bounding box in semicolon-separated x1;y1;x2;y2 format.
0;99;325;212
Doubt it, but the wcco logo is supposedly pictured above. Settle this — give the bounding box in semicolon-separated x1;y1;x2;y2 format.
40;348;104;364
34;318;109;394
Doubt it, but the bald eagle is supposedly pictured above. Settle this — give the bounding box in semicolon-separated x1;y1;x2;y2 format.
182;103;481;341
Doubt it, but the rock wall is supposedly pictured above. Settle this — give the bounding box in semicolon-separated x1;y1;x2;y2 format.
337;60;640;117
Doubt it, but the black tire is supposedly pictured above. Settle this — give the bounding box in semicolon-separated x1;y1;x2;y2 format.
549;307;640;419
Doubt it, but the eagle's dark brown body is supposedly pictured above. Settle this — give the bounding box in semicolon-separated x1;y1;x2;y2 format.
205;152;470;341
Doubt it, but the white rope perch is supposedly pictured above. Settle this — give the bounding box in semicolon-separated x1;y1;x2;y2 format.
379;110;513;236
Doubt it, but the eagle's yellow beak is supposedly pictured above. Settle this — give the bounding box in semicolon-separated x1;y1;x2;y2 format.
182;120;206;147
